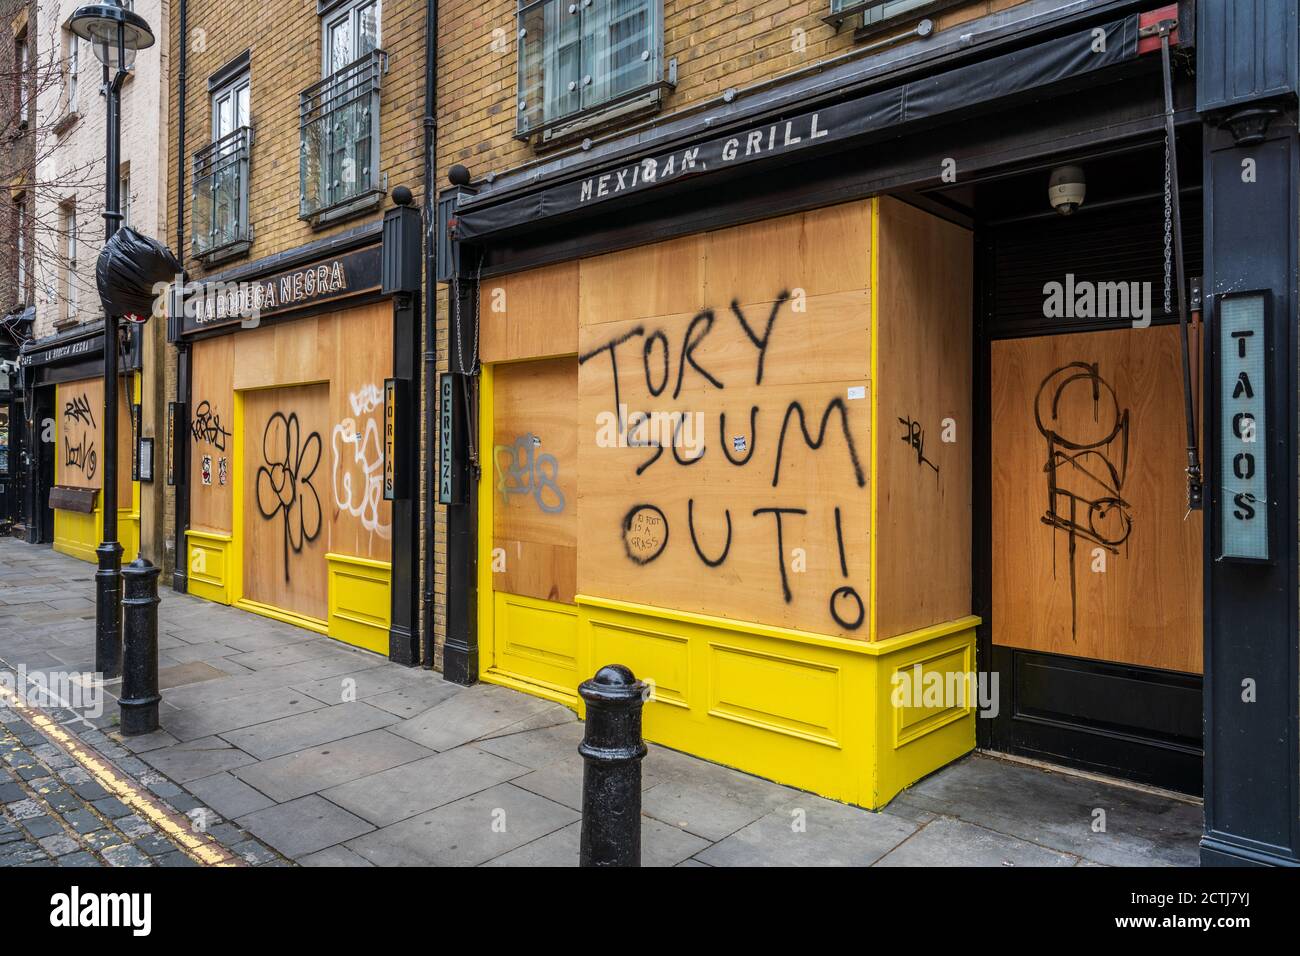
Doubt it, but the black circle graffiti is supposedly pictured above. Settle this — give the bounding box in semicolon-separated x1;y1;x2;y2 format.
621;503;669;565
829;586;864;631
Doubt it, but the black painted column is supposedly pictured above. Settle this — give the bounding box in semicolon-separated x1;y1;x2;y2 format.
442;268;478;686
172;339;190;593
1200;109;1300;866
383;193;422;666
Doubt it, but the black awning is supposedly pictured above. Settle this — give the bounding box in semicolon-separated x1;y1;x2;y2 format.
453;15;1140;243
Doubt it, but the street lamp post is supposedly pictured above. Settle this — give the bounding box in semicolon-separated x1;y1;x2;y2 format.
69;2;154;679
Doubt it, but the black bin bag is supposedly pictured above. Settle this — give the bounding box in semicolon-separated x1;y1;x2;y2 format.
96;227;185;321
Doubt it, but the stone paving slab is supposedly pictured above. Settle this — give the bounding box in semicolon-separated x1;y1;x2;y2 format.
220;701;400;759
233;729;434;803
321;744;529;827
345;782;580;866
0;538;1205;868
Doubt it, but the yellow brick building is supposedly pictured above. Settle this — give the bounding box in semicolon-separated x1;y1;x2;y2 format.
163;0;427;660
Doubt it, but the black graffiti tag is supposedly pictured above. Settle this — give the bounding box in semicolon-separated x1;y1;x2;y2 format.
62;392;97;478
191;400;232;451
63;393;95;427
1034;361;1133;640
255;411;323;582
899;415;939;474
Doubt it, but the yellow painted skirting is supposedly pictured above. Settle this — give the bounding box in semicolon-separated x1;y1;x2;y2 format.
54;505;140;565
480;585;979;809
325;552;391;655
234;597;330;636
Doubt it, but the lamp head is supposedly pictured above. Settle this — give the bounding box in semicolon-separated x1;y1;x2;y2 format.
69;3;154;73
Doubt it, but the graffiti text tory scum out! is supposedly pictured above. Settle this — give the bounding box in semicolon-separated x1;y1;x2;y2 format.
580;290;868;633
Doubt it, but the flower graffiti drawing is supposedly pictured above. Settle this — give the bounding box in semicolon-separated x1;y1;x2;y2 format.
256;411;323;581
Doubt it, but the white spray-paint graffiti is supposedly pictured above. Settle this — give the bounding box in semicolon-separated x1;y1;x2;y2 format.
332;383;390;541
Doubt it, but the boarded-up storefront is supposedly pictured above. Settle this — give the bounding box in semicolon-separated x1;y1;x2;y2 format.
477;197;976;807
173;232;418;658
52;375;139;563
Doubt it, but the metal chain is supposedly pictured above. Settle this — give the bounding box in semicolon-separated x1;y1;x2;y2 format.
449;258;483;376
1163;133;1173;316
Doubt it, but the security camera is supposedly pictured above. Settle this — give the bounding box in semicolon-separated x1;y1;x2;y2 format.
1048;165;1086;216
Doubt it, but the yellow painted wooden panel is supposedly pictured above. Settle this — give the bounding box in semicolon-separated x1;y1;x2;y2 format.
326;553;391;655
185;530;232;605
492;592;580;695
707;642;842;748
587;617;690;709
891;643;973;747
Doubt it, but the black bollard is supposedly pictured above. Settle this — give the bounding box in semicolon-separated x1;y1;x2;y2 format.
578;664;648;867
119;557;161;736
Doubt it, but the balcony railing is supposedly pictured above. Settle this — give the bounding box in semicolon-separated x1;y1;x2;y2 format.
300;49;386;225
191;125;253;262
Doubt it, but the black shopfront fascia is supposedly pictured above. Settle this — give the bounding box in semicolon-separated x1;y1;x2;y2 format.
168;212;424;667
441;0;1300;867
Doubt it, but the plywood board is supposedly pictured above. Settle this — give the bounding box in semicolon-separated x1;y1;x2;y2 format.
220;301;394;563
492;357;578;603
56;377;104;491
242;382;330;620
190;336;235;532
479;261;579;363
575;201;874;638
874;197;974;638
55;376;133;509
990;324;1203;673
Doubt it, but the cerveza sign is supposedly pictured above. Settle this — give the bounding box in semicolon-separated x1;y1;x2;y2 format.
178;245;381;336
451;17;1139;240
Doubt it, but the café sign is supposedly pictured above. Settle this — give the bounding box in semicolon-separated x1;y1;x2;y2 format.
177;245;381;336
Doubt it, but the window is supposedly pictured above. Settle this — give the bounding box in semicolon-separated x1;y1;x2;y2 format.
15;30;29;126
62;202;78;323
212;72;250;140
299;0;385;223
516;0;664;139
64;30;79;115
194;69;253;259
15;193;28;304
119;168;131;231
322;0;381;75
825;0;964;36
